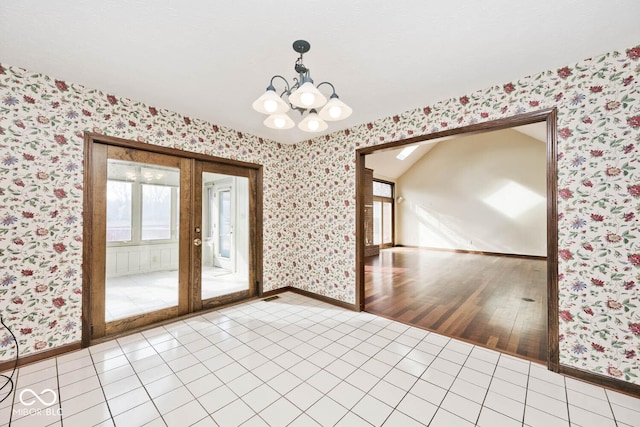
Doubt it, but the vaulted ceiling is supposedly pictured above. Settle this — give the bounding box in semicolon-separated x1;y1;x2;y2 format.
365;123;547;180
1;1;639;144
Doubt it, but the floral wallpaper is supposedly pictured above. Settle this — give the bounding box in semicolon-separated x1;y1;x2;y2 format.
1;43;640;386
0;63;296;360
289;45;640;384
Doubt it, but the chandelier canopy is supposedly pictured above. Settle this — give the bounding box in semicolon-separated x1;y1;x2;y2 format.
252;40;352;132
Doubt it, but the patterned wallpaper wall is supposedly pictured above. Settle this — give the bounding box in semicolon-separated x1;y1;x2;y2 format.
289;45;640;384
1;43;639;385
0;64;296;360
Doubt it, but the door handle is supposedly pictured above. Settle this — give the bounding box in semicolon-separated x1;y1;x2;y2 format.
194;238;202;247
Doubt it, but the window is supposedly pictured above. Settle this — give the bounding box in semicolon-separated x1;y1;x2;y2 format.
106;181;132;242
141;184;173;240
219;190;231;258
106;161;180;244
373;180;393;198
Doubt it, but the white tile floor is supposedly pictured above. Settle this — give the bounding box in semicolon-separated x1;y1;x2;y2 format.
106;268;248;322
1;292;639;426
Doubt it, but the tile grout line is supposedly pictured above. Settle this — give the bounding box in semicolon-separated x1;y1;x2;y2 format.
251;299;354;425
604;389;620;427
174;309;274;424
87;348;117;426
473;347;501;426
436;342;485;426
521;356;531;426
309;305;427;424
14;293;640;427
564;375;571;426
331;319;429;426
151;321;226;425
243;298;404;425
143;319;226;422
120;332;173;426
55;357;63;426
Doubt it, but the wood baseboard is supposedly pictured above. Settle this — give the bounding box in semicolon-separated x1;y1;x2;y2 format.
559;365;640;398
287;287;359;311
0;342;82;373
394;245;547;260
262;286;358;311
260;288;290;298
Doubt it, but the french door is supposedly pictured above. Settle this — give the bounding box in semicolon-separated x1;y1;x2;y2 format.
193;162;254;311
372;180;394;248
83;135;261;342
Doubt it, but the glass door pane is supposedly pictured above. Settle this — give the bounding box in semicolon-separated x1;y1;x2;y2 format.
373;201;382;245
105;160;180;322
219;190;231;258
383;201;393;244
201;172;249;300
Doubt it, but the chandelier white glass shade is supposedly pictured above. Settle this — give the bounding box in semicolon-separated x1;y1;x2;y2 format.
263;113;295;129
288;78;327;109
252;40;352;132
251;89;290;115
298;109;328;132
318;95;353;121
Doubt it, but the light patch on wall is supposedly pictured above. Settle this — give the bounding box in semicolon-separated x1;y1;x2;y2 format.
396;145;418;160
415;204;466;249
483;181;545;219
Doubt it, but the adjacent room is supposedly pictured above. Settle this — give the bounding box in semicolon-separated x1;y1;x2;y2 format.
363;122;549;363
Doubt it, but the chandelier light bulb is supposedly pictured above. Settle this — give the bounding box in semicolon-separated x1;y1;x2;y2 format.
298;109;328;132
263;99;278;113
319;96;352;121
252;88;289;115
307;119;319;131
329;106;342;119
300;92;315;107
264;113;294;130
289;80;327;109
273;117;286;128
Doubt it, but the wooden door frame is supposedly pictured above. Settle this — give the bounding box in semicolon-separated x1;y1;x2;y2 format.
88;145;192;338
355;108;559;371
192;161;258;312
82;132;263;347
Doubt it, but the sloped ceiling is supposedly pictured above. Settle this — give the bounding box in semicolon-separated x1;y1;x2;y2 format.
1;1;639;144
365;123;546;180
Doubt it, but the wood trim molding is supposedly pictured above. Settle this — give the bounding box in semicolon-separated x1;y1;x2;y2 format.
260;288;290;298
84;132;261;170
395;245;548;261
357;108;556;156
0;342;82;373
287;287;359;311
559;366;640;398
261;287;358;311
546;108;560;373
355;145;366;311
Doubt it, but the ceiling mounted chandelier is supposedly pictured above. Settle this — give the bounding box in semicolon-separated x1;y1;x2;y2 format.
252;40;352;132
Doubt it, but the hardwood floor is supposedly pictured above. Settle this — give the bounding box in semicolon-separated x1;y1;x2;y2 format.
364;247;548;363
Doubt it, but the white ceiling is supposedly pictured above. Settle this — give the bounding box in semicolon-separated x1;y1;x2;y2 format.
1;1;639;145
